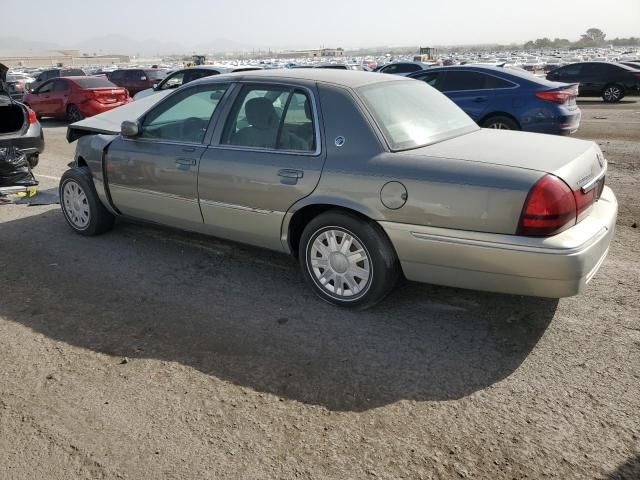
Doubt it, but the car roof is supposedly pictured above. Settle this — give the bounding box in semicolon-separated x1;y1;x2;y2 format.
196;68;403;88
417;64;550;84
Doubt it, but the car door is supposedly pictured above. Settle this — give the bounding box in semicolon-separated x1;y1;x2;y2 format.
49;79;70;116
104;82;231;228
578;63;606;95
30;80;55;115
438;70;495;121
197;83;326;251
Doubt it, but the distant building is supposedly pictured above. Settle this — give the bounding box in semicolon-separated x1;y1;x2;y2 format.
276;48;345;59
0;52;130;67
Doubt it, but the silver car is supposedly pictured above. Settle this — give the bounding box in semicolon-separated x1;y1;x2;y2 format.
60;70;617;309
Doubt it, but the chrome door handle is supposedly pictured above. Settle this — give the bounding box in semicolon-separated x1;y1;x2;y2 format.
278;169;303;179
176;158;196;166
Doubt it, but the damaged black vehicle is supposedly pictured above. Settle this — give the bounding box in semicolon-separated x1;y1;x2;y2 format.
0;63;44;190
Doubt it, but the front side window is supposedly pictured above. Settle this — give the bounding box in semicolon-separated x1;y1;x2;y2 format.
222;85;315;152
127;70;145;81
414;72;442;89
140;84;228;143
37;81;54;94
359;80;477;151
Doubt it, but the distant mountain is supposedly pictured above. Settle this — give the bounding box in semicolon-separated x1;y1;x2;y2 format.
73;34;188;56
0;37;63;56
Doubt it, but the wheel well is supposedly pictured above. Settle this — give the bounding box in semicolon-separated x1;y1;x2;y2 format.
478;112;521;129
76;156;88;168
287;204;373;255
603;83;625;93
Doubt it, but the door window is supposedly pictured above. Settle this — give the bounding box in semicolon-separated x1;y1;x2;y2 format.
52;79;69;92
413;72;442;90
109;70;126;81
160;71;185;90
559;64;582;77
222;85;316;152
37;81;54;94
440;71;488;91
484;75;515;89
140;83;228;143
126;70;145;81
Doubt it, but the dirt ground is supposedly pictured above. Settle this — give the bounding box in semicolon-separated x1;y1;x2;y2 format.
0;98;639;480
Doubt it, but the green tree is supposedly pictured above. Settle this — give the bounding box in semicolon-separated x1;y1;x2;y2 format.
581;28;606;44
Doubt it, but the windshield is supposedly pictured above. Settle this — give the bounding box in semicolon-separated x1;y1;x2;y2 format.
146;70;168;80
358;81;477;150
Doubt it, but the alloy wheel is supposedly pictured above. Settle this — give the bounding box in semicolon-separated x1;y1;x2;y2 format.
604;86;621;102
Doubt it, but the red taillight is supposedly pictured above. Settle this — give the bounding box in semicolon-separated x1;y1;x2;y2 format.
26;107;37;125
633;72;640;80
517;174;577;236
535;89;576;104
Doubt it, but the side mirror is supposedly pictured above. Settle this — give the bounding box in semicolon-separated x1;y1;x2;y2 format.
153;82;158;89
121;120;140;137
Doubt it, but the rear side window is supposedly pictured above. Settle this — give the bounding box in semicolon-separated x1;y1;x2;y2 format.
61;69;85;76
126;70;145;81
485;75;515;89
146;70;167;80
52;79;69;92
73;78;117;88
559;64;582;76
440;71;488;91
582;63;623;76
109;70;126;81
222;85;316;152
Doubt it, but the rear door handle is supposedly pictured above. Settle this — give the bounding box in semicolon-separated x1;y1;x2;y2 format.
176;158;196;166
278;169;303;179
473;97;488;103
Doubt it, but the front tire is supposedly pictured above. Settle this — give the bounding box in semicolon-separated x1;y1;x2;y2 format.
59;167;114;236
299;210;401;309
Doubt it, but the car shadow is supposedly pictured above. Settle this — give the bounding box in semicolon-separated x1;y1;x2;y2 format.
0;209;559;412
577;98;638;105
38;118;69;128
603;454;640;480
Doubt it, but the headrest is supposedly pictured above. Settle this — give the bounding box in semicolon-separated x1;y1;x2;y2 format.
245;97;278;130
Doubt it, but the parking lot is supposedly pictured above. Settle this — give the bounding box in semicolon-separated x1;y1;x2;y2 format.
0;98;639;479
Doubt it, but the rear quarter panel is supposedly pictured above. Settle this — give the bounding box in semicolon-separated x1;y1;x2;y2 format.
305;83;542;235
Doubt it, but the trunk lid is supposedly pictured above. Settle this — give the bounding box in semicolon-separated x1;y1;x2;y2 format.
410;128;606;192
89;87;128;104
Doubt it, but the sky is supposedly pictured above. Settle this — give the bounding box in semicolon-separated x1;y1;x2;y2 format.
3;0;640;51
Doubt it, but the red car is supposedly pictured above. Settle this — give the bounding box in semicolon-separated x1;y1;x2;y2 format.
23;76;130;122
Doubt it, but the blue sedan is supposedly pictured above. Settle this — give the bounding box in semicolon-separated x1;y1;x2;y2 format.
408;65;581;135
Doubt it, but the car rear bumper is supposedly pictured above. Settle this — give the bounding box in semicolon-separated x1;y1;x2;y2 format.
379;186;617;298
79;100;129;117
0;123;45;156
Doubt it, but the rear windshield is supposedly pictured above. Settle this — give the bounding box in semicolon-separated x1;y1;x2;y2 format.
358;80;477;150
145;70;167;80
62;69;86;76
72;77;118;88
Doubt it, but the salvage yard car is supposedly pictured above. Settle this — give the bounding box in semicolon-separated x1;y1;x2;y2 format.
408;65;581;135
23;76;131;122
1;63;44;169
60;70;617;309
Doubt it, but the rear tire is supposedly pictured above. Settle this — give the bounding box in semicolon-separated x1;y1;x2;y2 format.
299;210;401;309
66;104;84;123
59;167;114;236
481;115;520;130
602;84;624;103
